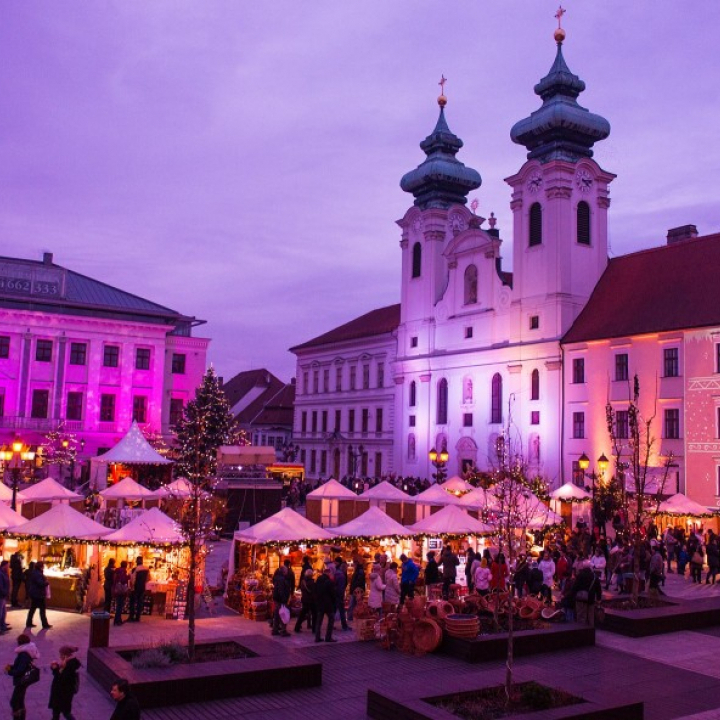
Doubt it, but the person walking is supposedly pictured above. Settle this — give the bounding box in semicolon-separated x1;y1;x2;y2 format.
384;562;401;609
49;645;81;720
294;569;316;633
25;561;51;630
128;557;150;622
109;678;141;720
9;552;23;608
333;557;350;630
103;559;116;613
112;561;129;626
313;565;337;643
423;551;440;596
439;546;459;600
0;560;10;634
271;565;291;637
6;632;40;720
346;555;366;622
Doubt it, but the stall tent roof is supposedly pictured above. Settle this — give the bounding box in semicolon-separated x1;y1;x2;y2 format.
103;507;185;545
217;445;276;466
550;482;592;502
657;492;713;517
358;481;410;502
93;421;171;465
0;503;27;530
20;478;82;502
100;477;159;501
155;477;194;498
9;503;111;540
409;504;494;535
306;479;358;500
442;476;473;493
331;506;413;539
0;483;27;504
413;483;464;506
458;487;501;511
234;507;335;545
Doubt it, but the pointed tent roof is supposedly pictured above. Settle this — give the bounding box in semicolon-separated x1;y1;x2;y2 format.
459;487;501;511
234;507;336;545
331;507;413;540
550;482;592;502
8;503;110;540
155;477;195;498
103;507;185;545
100;477;159;501
656;493;714;518
306;479;357;501
527;507;564;529
409;504;494;536
0;503;27;531
92;421;171;465
413;483;464;506
0;483;26;504
20;478;82;503
358;481;410;503
441;476;473;494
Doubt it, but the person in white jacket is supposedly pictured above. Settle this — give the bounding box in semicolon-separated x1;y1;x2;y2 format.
384;563;400;608
590;546;607;581
473;558;492;596
367;564;386;615
538;551;556;604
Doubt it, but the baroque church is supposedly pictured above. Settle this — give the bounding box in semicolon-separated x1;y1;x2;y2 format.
291;25;720;511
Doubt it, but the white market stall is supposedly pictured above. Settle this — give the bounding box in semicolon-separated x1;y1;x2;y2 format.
655;492;715;530
305;478;358;527
413;482;464;522
98;476;161;527
155;477;195;499
441;476;474;495
549;482;592;528
355;481;411;524
0;503;27;531
19;478;83;518
0;482;27;511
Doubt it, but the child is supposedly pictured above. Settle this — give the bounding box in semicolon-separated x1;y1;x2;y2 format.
49;645;81;720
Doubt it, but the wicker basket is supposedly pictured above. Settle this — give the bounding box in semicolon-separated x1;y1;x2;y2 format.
444;613;480;639
412;618;443;653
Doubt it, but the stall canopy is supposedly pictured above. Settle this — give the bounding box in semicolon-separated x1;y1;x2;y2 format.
527;507;564;529
306;479;357;500
100;477;159;501
413;483;464;506
331;506;413;540
549;482;592;503
156;477;195;498
441;476;473;494
459;487;501;511
20;478;82;503
102;507;185;545
0;503;27;531
92;421;171;465
656;493;714;518
8;503;111;540
217;445;276;466
235;507;336;545
358;482;410;503
0;483;26;504
409;504;494;536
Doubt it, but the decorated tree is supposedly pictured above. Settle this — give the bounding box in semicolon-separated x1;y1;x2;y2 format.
41;424;79;484
172;366;239;658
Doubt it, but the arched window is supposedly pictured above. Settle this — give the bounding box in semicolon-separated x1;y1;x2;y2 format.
529;202;542;247
577;201;591;245
491;373;502;424
409;381;416;407
531;369;540;401
412;242;422;278
464;264;478;304
437;378;448;425
408;433;416;460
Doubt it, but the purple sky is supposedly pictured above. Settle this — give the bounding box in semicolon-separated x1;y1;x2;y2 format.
2;3;719;382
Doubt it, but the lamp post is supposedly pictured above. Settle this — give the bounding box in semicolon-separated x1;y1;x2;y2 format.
578;452;609;537
428;444;449;483
1;438;35;511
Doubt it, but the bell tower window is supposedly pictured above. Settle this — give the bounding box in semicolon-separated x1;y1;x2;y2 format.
411;242;422;278
529;203;542;247
577;201;591;245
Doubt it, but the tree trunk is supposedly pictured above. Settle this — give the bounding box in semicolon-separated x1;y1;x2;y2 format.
188;533;197;661
505;589;514;705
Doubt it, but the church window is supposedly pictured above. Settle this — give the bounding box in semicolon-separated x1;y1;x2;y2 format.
491;373;503;424
531;369;540;401
465;327;473;339
409;381;416;407
529;203;542;247
530;315;539;330
412;242;422;278
577;201;591;245
437;378;448;425
464;264;478;304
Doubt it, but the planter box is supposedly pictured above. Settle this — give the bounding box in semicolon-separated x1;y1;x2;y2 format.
87;634;321;708
441;623;595;663
598;596;720;637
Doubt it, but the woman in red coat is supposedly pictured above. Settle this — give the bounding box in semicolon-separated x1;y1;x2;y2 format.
490;552;509;592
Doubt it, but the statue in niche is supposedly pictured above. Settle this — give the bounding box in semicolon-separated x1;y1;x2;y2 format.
463;376;473;404
408;434;416;460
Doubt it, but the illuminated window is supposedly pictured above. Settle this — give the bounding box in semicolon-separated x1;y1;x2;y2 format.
135;348;151;370
412;242;422;278
36;340;52;362
577;201;591;245
529;203;542;247
171;353;186;374
66;391;83;421
491;373;502;424
69;343;86;366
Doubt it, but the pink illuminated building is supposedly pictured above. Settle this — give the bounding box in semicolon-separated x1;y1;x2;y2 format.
0;252;209;465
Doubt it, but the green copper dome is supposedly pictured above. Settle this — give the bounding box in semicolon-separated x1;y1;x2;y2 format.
511;41;610;163
401;106;481;209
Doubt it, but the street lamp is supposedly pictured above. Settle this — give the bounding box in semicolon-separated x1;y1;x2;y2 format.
578;452;609;536
1;438;35;511
429;444;449;483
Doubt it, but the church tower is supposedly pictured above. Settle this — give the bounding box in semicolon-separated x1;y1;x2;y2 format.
506;18;614;338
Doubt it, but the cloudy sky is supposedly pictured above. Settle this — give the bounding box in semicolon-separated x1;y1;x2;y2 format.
1;2;719;382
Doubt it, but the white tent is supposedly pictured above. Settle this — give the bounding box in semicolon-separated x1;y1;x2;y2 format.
550;482;592;502
306;478;357;500
409;504;494;536
235;507;336;545
331;506;413;540
8;503;111;540
100;477;159;502
413;483;464;506
0;483;26;505
657;493;714;518
20;478;82;503
358;481;410;503
0;503;27;531
92;421;171;465
459;487;501;511
155;477;195;498
527;507;564;529
103;507;185;545
441;476;473;494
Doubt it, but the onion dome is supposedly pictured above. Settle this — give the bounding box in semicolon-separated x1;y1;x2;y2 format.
401;97;481;209
510;36;610;163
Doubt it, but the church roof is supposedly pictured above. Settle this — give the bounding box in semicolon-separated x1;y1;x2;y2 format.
290;303;401;352
563;233;720;344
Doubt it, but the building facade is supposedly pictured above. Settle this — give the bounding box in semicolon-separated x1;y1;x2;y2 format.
0;252;209;465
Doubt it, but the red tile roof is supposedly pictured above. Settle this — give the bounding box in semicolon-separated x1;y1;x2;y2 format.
290;303;401;352
563;233;720;344
237;382;295;427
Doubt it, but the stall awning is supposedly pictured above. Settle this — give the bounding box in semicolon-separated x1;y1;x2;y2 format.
409;504;494;536
413;484;464;506
306;479;357;500
459;487;501;511
358;481;410;503
217;445;276;466
657;493;714;518
92;421;172;465
441;476;473;494
20;478;83;503
0;503;27;531
103;507;185;545
235;507;335;545
549;482;592;503
7;503;111;540
331;506;413;540
155;477;195;498
100;477;159;501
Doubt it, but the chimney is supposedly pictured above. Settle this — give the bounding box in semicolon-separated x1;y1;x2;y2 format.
43;252;54;265
666;225;698;245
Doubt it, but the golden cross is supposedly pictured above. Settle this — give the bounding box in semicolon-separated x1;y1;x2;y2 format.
555;5;566;29
438;75;447;95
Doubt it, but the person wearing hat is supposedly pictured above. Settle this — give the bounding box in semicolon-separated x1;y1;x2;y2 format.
313;565;337;643
49;645;81;720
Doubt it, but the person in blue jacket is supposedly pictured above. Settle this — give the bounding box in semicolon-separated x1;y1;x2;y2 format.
399;554;420;608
